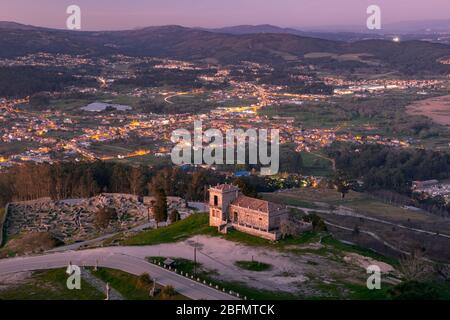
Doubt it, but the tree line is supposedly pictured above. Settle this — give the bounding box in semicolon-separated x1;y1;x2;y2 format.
0;162;225;207
327;143;450;193
326;143;450;214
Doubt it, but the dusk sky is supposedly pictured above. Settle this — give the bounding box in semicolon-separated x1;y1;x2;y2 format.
0;0;449;30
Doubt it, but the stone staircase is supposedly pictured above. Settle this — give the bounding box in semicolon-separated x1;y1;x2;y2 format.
218;222;233;234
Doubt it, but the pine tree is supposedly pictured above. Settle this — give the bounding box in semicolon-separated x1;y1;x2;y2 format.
154;188;168;227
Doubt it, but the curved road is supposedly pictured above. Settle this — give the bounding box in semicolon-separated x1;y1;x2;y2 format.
0;247;237;300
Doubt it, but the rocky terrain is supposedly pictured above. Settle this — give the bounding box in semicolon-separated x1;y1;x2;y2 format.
4;194;187;244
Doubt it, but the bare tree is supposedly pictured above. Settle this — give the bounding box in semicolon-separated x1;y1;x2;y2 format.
128;166;143;195
398;250;431;282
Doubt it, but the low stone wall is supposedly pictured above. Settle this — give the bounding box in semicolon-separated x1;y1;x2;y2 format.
232;224;279;241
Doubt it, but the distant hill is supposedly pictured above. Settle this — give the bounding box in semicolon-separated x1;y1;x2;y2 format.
207;24;307;36
0;22;449;74
206;24;450;45
0;21;45;30
384;19;450;33
205;24;385;42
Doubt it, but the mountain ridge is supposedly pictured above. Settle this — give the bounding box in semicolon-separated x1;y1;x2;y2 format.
0;21;449;74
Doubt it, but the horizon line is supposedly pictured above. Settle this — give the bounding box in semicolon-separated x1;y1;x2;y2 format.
1;19;449;34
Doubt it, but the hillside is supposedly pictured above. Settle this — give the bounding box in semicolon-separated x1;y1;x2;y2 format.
0;22;449;74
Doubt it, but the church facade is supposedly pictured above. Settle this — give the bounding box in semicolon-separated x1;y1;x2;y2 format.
209;184;289;240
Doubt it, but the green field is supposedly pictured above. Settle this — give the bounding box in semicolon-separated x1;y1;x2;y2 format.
0;269;104;300
122;213;211;246
264;188;447;227
300;152;334;176
92;268;186;300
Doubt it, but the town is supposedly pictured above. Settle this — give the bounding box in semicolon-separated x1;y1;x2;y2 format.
1;4;450;305
2;53;447;170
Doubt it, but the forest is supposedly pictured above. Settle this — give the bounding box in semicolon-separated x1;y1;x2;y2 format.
327;142;450;194
0;162;225;207
0;66;96;98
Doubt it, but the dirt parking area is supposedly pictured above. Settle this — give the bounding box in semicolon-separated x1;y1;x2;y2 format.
141;235;396;296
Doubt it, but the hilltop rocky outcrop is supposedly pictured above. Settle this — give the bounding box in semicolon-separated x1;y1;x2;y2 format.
5;193;188;244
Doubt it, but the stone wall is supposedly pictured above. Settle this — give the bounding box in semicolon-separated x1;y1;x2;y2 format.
4;193;189;245
229;205;269;230
232;223;280;241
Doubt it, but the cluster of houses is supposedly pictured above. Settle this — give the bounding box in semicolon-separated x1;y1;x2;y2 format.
412;180;450;204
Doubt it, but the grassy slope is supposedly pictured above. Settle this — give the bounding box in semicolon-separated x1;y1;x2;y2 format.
300;151;334;176
92;268;186;300
0;269;104;300
123;213;211;246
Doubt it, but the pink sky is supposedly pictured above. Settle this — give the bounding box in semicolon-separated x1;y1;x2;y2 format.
0;0;449;30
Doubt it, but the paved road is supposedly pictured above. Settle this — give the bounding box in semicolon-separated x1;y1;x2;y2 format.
0;248;237;300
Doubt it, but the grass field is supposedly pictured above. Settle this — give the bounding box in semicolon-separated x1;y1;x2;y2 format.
92;268;186;300
300;152;334;176
0;269;104;300
122;213;211;245
406;94;450;126
261;193;319;209
265;188;450;230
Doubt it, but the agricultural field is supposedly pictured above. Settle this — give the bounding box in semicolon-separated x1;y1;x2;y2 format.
407;94;450;126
